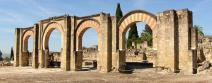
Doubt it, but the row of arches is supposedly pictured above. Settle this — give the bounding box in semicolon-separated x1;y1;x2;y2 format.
19;10;158;72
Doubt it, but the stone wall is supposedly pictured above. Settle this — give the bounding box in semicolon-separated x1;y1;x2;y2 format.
198;36;212;63
14;9;195;73
83;48;156;64
49;52;61;62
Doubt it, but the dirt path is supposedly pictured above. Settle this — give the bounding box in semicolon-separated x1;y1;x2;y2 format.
0;67;212;83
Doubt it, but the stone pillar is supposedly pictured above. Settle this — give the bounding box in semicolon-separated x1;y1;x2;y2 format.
191;49;197;74
44;49;49;68
111;17;119;71
99;13;112;72
118;50;126;69
19;29;24;67
119;31;126;50
38;22;45;68
22;51;29;66
39;50;44;68
157;10;178;72
32;24;39;68
60;16;71;71
14;28;20;67
191;26;198;74
74;50;83;70
70;16;77;71
177;9;193;73
191;28;198;50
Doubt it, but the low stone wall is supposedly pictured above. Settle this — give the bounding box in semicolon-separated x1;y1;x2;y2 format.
125;49;157;63
49;52;61;62
82;48;157;64
83;48;98;61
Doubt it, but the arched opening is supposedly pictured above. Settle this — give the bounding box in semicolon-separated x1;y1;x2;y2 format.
48;29;61;68
81;28;98;71
118;10;157;72
27;37;33;66
22;30;34;66
75;19;100;71
124;22;153;70
42;22;64;68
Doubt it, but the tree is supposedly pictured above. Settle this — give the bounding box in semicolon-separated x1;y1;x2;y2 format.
136;24;153;47
115;3;123;23
127;24;139;48
10;47;14;61
144;25;152;35
140;32;152;46
194;25;204;36
0;50;3;61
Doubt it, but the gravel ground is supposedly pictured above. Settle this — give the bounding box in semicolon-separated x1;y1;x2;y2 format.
0;66;212;83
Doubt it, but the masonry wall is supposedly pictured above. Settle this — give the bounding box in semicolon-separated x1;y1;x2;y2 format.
157;10;178;72
177;9;194;73
14;28;20;67
156;9;195;73
14;9;195;74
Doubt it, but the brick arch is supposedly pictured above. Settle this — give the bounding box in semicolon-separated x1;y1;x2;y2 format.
118;10;157;49
76;19;100;38
75;19;101;50
118;10;157;33
22;30;34;52
42;22;65;50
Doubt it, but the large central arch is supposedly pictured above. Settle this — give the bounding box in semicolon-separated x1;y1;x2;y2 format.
118;10;157;49
117;10;157;68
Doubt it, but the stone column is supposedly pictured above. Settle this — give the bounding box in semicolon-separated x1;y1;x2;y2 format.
117;49;126;69
191;28;198;50
14;28;20;67
157;10;178;72
21;51;29;66
119;31;126;50
111;17;119;71
38;22;45;68
191;49;197;74
177;9;193;73
19;29;24;67
44;49;49;68
39;49;44;68
32;24;39;68
70;16;77;71
191;26;198;74
74;50;83;70
99;13;112;73
60;15;71;71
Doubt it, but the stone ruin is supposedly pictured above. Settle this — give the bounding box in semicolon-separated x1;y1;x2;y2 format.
197;36;212;72
13;8;200;74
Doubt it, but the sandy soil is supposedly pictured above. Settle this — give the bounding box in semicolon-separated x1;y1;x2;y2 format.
0;66;212;83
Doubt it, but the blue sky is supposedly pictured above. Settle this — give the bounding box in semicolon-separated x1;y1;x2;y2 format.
0;0;212;55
